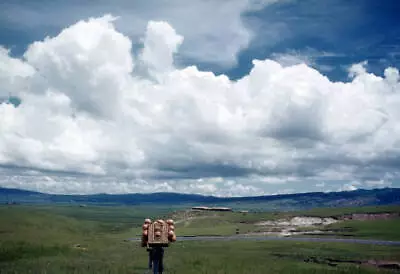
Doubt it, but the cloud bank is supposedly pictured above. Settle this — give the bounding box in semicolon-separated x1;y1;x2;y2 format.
0;15;399;196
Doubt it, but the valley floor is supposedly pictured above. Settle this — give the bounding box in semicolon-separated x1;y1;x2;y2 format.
1;205;399;273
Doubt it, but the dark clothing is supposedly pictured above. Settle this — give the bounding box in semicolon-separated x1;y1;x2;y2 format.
147;246;164;273
148;248;152;269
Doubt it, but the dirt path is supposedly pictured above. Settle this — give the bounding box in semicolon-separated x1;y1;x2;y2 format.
128;235;400;246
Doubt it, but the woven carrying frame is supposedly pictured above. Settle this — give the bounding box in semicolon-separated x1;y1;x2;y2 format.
148;222;169;247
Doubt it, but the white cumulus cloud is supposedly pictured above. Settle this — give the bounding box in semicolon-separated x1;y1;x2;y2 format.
0;15;400;196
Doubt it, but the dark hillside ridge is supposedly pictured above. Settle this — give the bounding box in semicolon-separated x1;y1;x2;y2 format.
0;187;399;210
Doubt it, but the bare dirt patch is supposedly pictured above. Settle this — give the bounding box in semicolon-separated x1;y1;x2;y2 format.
251;213;399;237
251;217;339;237
272;253;400;271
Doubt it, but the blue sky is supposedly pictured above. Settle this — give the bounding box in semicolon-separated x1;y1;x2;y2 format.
228;0;400;81
0;0;399;196
1;0;399;81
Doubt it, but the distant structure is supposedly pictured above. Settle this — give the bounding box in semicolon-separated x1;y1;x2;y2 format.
191;206;232;212
191;206;209;211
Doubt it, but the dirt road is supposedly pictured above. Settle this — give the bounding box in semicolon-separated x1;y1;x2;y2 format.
128;235;400;246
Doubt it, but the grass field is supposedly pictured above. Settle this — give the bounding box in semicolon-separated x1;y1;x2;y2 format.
1;204;399;273
169;205;400;239
320;219;400;241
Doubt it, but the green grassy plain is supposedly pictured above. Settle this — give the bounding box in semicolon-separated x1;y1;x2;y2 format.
0;204;399;273
171;205;400;238
321;219;400;241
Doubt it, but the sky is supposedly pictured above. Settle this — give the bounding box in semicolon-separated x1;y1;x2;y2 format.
0;0;399;196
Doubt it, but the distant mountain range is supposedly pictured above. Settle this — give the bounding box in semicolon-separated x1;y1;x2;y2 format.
0;187;399;211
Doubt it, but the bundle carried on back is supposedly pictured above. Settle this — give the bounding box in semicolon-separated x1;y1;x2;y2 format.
141;219;176;247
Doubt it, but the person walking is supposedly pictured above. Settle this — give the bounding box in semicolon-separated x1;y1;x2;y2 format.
150;246;164;274
141;218;175;273
147;247;153;269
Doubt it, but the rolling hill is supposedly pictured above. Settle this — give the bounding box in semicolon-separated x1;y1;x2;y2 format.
1;187;399;211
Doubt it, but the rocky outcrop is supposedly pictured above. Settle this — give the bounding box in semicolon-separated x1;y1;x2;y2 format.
255;217;338;227
253;217;339;237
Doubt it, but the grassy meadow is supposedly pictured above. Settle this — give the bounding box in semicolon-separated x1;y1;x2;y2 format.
0;204;399;273
169;205;400;239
